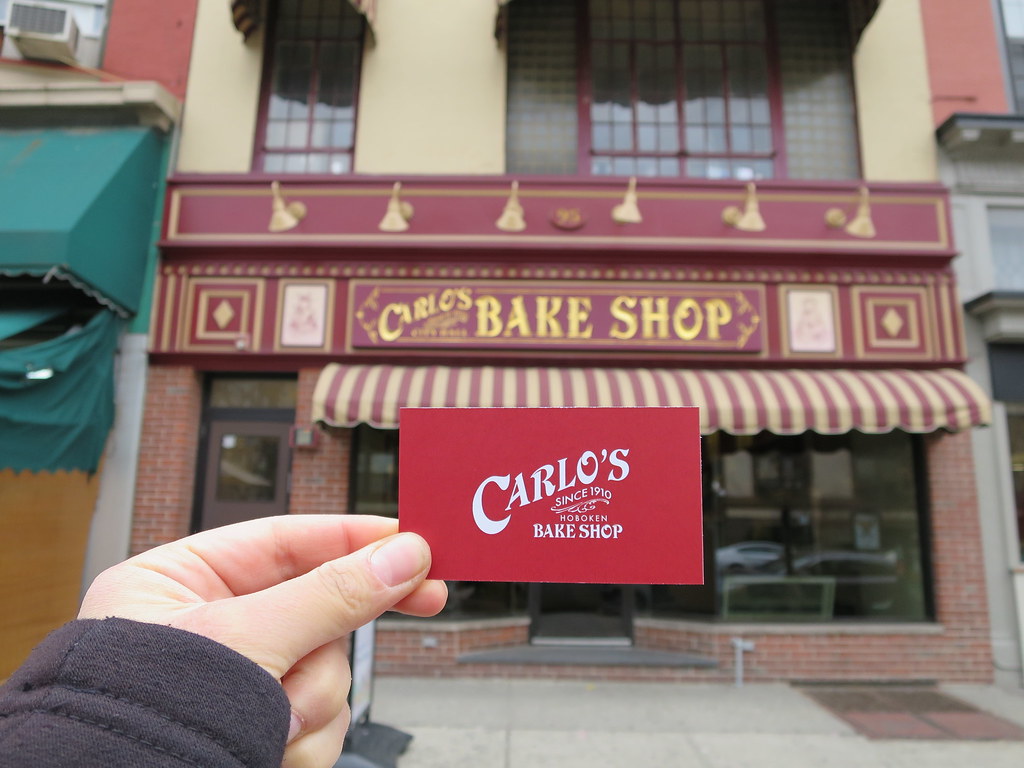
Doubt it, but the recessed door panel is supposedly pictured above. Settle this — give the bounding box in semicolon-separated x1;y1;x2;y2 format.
199;420;292;530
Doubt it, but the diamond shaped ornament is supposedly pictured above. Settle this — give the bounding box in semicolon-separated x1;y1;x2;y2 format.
213;299;235;329
881;307;904;337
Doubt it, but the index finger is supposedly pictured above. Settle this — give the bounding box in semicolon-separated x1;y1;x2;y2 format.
130;515;401;598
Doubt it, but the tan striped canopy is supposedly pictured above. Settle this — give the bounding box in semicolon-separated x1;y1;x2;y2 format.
497;1;882;45
230;0;376;40
312;365;989;435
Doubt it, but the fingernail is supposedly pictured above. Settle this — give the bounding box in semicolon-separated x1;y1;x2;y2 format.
287;710;303;744
369;533;428;587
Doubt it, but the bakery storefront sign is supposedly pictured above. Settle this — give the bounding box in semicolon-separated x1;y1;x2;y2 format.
349;280;763;352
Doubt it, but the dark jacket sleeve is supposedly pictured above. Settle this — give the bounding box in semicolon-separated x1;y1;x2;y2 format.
0;617;290;768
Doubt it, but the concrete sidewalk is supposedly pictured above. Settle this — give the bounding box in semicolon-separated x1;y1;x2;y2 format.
370;677;1024;767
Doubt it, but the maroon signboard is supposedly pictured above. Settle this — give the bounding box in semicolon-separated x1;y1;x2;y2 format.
164;179;955;260
399;407;704;584
349;280;764;353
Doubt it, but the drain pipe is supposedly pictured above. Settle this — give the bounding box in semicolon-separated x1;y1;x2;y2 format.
731;637;755;687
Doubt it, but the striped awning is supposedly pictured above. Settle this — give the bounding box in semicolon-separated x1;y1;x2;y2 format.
312;365;990;436
497;1;881;44
230;0;376;40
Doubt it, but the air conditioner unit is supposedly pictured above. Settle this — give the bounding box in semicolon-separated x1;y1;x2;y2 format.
6;0;80;64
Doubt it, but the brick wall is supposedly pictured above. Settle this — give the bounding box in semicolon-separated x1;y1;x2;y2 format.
131;365;202;555
375;621;530;677
132;367;354;554
921;429;993;676
291;369;351;516
373;430;996;683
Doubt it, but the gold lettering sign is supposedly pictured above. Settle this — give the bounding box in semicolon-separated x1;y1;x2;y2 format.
350;280;762;352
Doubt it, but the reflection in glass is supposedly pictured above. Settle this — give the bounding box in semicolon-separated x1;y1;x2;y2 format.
439;581;528;620
356;422;930;624
351;426;399;517
632;0;771;178
265;122;287;149
646;431;930;621
638;124;657;151
612;123;633;150
216;436;279;502
209;378;297;409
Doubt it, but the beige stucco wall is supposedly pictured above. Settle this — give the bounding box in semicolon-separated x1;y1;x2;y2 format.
174;0;921;180
175;0;264;173
354;0;506;175
854;0;937;181
176;0;504;175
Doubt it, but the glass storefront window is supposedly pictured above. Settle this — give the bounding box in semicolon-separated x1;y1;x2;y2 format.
350;426;399;518
646;430;930;621
1005;405;1024;561
354;425;930;623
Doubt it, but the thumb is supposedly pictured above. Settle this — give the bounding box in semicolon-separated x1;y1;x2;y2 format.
187;532;432;678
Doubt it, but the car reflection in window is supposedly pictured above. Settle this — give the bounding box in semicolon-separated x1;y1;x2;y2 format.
715;541;785;574
762;550;901;616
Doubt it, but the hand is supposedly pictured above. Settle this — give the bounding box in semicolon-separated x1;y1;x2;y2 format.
78;514;448;768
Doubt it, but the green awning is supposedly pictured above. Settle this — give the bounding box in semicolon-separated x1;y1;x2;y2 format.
0;127;163;316
0;310;122;473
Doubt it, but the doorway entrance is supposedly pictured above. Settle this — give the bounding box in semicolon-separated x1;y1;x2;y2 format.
197;420;292;530
528;584;634;645
193;376;296;532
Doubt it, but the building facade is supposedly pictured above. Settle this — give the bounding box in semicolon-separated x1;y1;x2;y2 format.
925;0;1024;688
0;0;193;677
135;0;994;682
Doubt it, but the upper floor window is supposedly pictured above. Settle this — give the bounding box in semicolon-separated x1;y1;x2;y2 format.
1001;0;1024;111
256;0;365;175
989;207;1024;289
506;0;860;181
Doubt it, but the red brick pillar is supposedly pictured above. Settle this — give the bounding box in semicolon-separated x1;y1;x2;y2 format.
131;365;202;555
290;368;351;516
926;430;994;680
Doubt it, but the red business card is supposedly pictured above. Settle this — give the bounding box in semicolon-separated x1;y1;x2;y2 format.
399;407;703;584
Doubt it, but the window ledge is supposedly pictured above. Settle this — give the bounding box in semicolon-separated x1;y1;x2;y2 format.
964;290;1024;343
375;615;943;635
635;617;944;636
377;615;530;632
937;112;1024;159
